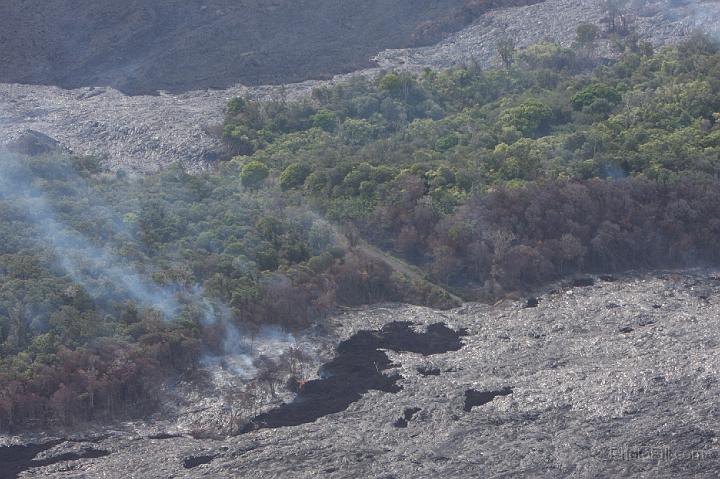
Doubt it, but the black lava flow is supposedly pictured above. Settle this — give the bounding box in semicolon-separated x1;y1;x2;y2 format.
183;454;217;469
242;321;467;433
0;440;110;479
463;387;514;412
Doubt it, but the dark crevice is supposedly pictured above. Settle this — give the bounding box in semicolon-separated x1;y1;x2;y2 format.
183;454;216;469
463;387;513;412
147;432;183;440
393;407;422;428
571;277;595;288
393;417;409;428
0;440;110;479
241;322;465;433
403;407;421;421
417;365;441;376
524;297;539;308
32;448;110;467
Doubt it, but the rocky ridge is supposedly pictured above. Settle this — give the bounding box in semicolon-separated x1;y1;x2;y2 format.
3;270;720;478
1;0;718;173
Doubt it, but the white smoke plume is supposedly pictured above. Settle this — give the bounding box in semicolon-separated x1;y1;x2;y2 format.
0;151;180;317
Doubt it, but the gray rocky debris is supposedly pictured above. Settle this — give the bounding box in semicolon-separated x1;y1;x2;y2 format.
4;269;720;478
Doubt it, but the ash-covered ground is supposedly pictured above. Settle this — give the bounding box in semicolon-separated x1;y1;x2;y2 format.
3;270;720;478
1;0;718;173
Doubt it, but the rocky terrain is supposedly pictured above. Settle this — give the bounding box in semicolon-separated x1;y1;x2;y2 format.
2;270;720;478
1;0;719;172
374;0;720;68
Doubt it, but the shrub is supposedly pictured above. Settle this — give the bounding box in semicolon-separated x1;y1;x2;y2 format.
280;163;312;190
240;161;269;189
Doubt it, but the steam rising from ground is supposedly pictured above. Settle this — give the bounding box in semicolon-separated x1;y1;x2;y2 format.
201;324;301;380
198;297;301;379
0;149;304;377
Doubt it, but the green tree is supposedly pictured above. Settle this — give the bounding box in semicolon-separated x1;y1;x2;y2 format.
379;73;403;95
255;242;279;271
340;119;377;145
304;171;328;193
576;24;600;50
310;109;338;132
496;37;517;69
280;163;312;190
571;83;622;113
500;100;553;137
240;161;269;189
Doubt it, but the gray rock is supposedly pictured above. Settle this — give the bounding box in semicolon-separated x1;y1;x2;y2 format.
5;129;68;156
5;269;720;478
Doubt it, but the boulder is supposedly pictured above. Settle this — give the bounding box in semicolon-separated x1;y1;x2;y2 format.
6;130;69;156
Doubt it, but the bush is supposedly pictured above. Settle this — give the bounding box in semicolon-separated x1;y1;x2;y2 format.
571;83;621;112
240;161;269;189
500;99;554;137
280;163;312;190
310;109;338;132
340;119;377;145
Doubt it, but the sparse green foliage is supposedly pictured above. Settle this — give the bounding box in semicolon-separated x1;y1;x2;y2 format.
576;23;600;49
496;37;517;68
602;0;630;33
340;118;377;145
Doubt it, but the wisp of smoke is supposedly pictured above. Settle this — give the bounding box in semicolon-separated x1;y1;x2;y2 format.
198;295;300;378
0;151;180;316
0;103;315;386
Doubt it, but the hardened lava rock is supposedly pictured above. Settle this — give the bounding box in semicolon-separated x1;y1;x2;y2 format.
3;270;720;478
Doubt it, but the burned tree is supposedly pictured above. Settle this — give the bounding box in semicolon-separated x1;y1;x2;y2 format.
253;355;282;398
496;37;518;69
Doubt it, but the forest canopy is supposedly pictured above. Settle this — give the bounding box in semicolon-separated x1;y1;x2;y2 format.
223;33;720;292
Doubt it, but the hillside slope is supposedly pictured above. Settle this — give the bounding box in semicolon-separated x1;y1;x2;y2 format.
0;0;535;95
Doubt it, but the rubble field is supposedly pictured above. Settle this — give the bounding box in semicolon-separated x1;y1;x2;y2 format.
3;269;720;478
